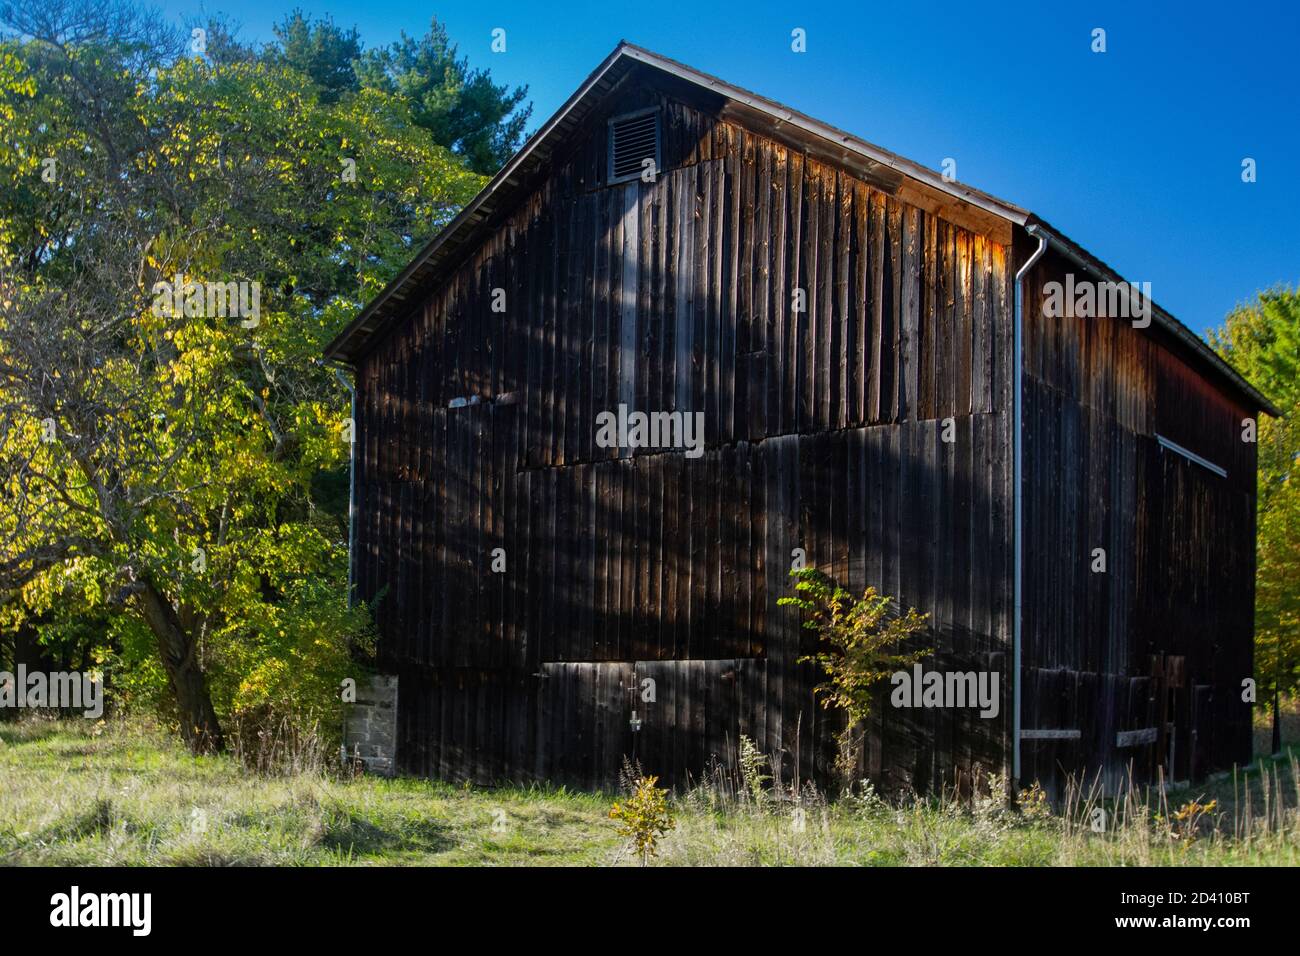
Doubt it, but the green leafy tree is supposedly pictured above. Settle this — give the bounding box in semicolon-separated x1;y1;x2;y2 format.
0;1;480;752
1209;287;1300;755
260;12;531;175
196;15;256;67
355;18;532;174
270;11;360;104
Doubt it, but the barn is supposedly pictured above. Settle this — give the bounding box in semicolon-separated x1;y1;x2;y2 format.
323;42;1276;797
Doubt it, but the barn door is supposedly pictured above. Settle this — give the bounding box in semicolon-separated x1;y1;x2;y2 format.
532;662;635;789
529;659;772;790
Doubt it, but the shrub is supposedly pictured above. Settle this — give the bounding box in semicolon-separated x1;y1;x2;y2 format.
779;567;930;726
1158;798;1218;846
609;775;675;865
207;572;376;764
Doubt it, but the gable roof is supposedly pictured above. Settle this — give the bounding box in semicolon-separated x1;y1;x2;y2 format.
323;41;1278;417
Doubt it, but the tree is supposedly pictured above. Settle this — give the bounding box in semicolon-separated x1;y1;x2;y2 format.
259;13;532;175
270;11;360;104
196;15;256;68
1209;287;1300;755
0;0;481;752
356;18;532;175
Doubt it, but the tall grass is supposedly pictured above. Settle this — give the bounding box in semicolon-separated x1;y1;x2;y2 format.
649;739;1300;866
1;716;1295;866
227;711;335;777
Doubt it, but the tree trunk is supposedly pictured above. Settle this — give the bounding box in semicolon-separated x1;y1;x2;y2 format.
136;577;224;753
1272;686;1283;757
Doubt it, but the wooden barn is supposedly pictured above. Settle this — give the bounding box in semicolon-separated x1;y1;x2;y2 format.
323;43;1276;797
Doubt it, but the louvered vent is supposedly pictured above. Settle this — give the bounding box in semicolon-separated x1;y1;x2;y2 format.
608;109;660;184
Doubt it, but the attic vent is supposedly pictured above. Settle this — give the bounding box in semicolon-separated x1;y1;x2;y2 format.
608;109;660;184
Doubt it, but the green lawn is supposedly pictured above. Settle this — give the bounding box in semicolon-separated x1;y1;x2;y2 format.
1;718;1296;866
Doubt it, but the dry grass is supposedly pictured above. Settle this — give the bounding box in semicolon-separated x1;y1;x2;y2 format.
1;716;1295;866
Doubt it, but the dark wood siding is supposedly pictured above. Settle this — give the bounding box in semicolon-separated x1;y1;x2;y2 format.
349;79;1259;797
352;86;1015;791
1019;247;1256;794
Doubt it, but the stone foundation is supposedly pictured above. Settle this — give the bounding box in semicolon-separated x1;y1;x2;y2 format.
342;673;398;776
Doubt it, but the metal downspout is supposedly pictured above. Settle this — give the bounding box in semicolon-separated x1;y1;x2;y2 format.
1013;229;1048;784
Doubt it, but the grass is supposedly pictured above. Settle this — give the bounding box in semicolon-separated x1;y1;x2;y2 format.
0;716;1296;866
0;718;614;866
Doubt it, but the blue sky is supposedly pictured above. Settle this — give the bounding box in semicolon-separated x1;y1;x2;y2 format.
168;0;1298;335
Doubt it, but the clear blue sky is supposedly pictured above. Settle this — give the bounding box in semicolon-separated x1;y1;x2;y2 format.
168;0;1298;335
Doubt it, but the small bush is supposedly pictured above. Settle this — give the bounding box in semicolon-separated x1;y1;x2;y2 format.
1017;780;1052;822
1158;798;1218;846
779;568;930;727
609;774;675;865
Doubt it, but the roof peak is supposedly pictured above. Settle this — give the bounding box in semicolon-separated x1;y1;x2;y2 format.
319;43;1276;415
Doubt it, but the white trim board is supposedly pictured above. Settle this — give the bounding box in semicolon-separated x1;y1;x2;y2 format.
1156;434;1228;478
